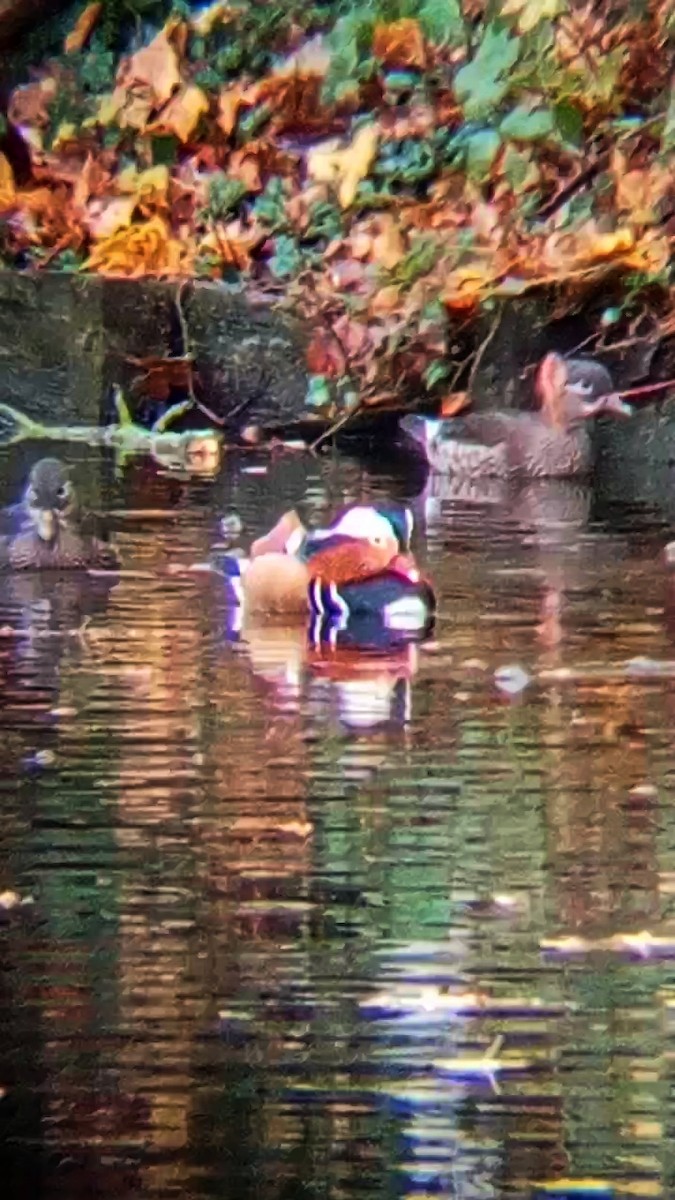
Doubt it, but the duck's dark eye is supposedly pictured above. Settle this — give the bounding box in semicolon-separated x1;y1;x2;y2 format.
56;484;70;502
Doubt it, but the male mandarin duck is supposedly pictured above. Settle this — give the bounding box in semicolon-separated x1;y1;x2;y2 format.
214;502;435;631
401;352;632;479
0;458;118;571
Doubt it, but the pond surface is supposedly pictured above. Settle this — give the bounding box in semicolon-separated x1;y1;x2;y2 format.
1;440;675;1200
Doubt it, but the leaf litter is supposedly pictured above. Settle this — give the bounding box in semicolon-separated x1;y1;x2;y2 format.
2;0;675;417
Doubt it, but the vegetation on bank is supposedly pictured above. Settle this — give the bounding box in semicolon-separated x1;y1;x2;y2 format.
1;0;675;418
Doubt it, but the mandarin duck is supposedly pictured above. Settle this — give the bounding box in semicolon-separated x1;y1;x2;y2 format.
214;503;435;632
0;458;118;571
401;352;632;480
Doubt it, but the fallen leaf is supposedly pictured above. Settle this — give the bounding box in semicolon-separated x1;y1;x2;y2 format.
9;78;57;127
83;214;191;276
306;327;347;376
371;214;406;269
501;0;563;34
0;153;16;211
87;194;138;239
147;84;209;143
217;84;249;136
611;151;671;226
307;123;379;209
443;264;492;310
370;284;401;314
373;19;427;69
117;164;170;199
440;391;470;416
115;21;182;109
64;1;102;53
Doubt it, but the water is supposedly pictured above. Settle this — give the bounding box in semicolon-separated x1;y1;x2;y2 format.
1;441;675;1199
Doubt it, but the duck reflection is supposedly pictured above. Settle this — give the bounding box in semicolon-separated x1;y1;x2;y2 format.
221;615;421;735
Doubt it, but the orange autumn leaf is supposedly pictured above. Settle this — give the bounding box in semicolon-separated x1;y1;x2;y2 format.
217;85;246;136
82;214;191;277
305;327;347;376
64;1;102;53
190;0;241;35
443;264;492;311
440;391;470;417
0;152;16;211
372;19;427;69
147;84;209;143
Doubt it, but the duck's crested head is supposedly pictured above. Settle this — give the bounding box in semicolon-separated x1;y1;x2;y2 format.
536;353;632;427
330;503;414;552
24;457;77;542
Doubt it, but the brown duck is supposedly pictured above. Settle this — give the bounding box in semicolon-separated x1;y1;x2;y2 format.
0;458;118;570
401;352;632;479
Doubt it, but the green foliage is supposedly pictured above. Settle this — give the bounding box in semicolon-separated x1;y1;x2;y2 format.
416;0;464;47
269;234;304;278
423;358;449;390
204;173;248;220
374;137;437;185
388;234;439;288
499;103;555;142
252;177;290;232
303;200;344;243
454;24;521;120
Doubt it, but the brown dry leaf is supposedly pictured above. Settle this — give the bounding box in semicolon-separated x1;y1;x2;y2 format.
199;218;265;271
623;231;671;274
440;391;470;417
371;214;406;269
611;150;671;226
372;19;427;69
370;284;401;314
147;84;209;142
115;21;182;109
64;1;102;53
307;123;379;209
217;84;248;136
83;214;190;276
9;78;57;127
72;152;96;212
0;153;16;211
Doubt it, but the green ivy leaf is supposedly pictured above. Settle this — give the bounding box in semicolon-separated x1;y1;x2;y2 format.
465;128;502;181
252;177;289;231
454;24;520;120
424;359;450;390
499;104;555;142
417;0;465;48
553;101;583;148
501;142;539;191
269;234;303;279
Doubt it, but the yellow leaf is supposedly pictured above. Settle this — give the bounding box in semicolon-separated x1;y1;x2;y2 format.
501;0;563;33
371;214;405;269
623;232;670;274
117;164;169;198
372;18;426;68
147;84;209;142
0;152;16;211
51;121;78;149
64;1;102;53
96;92;122;125
443;264;492;311
307;124;379;210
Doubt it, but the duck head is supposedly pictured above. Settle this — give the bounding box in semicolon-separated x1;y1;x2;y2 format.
535;353;632;429
23;458;77;544
328;503;414;553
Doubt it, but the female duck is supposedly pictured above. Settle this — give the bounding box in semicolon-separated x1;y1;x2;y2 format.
0;458;118;570
401;353;632;479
